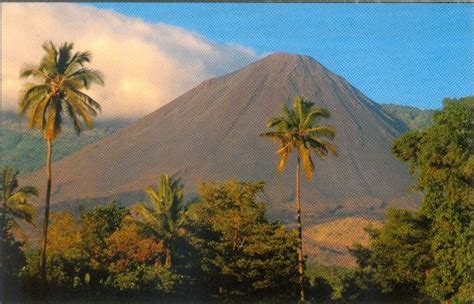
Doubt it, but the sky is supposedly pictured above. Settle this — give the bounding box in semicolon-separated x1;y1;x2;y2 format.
2;3;472;119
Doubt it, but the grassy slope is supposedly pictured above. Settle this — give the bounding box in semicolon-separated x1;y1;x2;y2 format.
303;217;383;268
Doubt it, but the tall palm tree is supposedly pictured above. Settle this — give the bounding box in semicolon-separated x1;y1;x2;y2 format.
18;41;104;282
133;175;187;269
1;166;38;226
260;96;337;301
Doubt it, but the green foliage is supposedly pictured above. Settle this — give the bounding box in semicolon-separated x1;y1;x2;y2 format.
79;202;129;285
188;180;300;299
0;166;37;224
103;220;184;294
380;104;434;130
132;175;187;269
0;214;27;300
306;264;350;300
350;209;431;297
393;96;473;301
105;264;183;294
353;96;473;302
20;212;91;297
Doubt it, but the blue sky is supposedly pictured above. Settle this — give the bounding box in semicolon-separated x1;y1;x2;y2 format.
88;3;472;109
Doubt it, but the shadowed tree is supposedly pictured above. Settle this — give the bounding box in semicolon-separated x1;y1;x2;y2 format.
1;166;37;226
133;175;187;269
0;166;37;300
18;41;104;284
261;96;337;301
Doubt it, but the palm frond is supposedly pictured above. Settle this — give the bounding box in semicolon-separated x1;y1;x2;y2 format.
17;186;39;197
306;125;336;139
298;144;315;179
70;89;102;113
6;203;35;224
266;117;284;128
64;89;97;129
66;103;83;135
302;108;330;128
19;84;50;116
67;68;104;88
39;41;58;74
260;131;288;142
307;137;338;157
1;167;37;225
19;64;49;80
277;142;293;173
57;42;75;74
132;203;164;236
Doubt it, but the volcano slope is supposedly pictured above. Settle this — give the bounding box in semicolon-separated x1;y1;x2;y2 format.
21;53;417;224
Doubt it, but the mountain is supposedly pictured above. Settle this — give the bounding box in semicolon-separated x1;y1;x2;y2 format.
379;104;434;130
20;53;419;224
1;105;431;175
0;111;129;173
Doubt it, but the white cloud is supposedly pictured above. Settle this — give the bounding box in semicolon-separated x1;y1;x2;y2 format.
1;3;257;118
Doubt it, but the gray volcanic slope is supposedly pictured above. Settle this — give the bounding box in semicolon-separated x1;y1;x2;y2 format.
21;53;417;223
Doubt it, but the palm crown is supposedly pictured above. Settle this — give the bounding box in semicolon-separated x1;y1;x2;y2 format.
19;41;104;140
133;175;187;268
261;96;338;179
1;167;38;225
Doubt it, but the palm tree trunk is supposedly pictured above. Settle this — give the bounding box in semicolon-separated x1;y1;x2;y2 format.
40;139;53;287
165;246;172;269
296;155;305;302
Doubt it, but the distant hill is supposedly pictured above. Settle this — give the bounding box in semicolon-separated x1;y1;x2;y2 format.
0;111;130;173
380;104;434;130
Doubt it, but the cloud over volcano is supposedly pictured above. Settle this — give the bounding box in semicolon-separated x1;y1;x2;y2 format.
1;3;257;118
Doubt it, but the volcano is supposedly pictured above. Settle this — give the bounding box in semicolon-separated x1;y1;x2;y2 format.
21;53;417;224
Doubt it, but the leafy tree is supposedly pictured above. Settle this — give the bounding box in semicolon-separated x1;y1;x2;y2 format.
0;214;27;301
18;41;104;282
0;166;37;300
105;222;162;273
392;97;473;301
21;212;89;296
350;209;432;299
79;202;128;289
353;97;473;302
103;221;182;294
188;180;299;299
1;166;37;225
132;175;187;269
260;96;337;301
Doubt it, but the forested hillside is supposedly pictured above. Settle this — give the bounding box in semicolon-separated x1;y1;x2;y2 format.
0;111;129;173
380;104;434;130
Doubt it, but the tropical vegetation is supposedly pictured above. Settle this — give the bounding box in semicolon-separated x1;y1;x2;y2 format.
2;39;471;303
351;97;473;303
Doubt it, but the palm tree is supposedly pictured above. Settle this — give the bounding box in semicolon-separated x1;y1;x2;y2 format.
1;166;38;226
260;96;337;301
18;41;104;282
133;175;187;269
